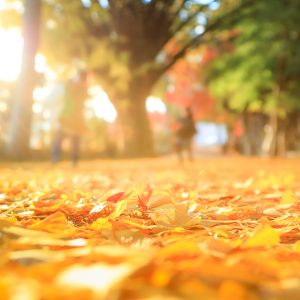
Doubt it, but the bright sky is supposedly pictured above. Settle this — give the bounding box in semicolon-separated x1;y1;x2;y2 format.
87;88;167;123
0;0;23;11
0;28;23;81
87;86;118;123
0;23;167;123
146;96;167;114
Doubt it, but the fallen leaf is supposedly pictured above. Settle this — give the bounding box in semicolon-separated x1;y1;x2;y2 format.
106;192;125;203
244;224;280;248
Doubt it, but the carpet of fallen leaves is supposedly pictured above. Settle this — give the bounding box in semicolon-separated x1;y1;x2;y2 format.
1;157;300;300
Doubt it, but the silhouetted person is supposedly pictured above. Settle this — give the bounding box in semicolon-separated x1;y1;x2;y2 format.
174;107;197;162
52;71;88;166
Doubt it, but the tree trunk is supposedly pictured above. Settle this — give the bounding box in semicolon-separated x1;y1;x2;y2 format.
277;117;286;156
6;0;41;159
121;96;154;157
269;113;279;156
110;76;156;157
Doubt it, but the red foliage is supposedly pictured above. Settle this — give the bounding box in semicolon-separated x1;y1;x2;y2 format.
165;48;216;120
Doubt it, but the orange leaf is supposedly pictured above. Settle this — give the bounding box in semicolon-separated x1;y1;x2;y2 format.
29;211;69;233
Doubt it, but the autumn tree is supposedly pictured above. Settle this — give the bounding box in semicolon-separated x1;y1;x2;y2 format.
40;0;253;157
165;48;216;120
5;0;41;159
205;0;300;155
0;0;253;158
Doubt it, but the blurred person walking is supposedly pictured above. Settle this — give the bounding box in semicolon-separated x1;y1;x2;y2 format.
52;71;88;166
174;107;197;162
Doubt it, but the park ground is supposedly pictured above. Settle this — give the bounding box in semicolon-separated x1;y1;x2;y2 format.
1;156;300;300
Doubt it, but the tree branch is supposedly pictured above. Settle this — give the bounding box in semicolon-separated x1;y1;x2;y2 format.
157;0;254;77
153;2;210;67
171;2;210;35
172;0;188;19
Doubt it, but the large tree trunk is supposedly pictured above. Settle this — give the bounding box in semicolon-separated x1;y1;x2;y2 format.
269;113;285;157
110;76;156;157
6;0;41;159
124;97;154;157
113;92;154;157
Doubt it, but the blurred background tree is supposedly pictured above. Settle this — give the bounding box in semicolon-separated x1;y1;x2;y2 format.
5;0;41;159
1;0;299;159
44;0;254;156
204;0;300;156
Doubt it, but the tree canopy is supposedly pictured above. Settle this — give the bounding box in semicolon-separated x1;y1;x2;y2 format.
1;0;300;158
40;0;253;156
205;0;300;116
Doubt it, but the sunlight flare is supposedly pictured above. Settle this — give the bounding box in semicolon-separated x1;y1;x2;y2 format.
146;96;167;114
0;28;23;81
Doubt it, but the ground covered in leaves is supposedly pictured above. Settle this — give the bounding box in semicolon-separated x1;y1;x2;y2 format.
1;157;300;300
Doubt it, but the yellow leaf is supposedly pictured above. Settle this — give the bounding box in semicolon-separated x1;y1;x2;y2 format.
173;227;185;232
91;218;112;230
245;224;280;248
293;241;300;253
281;191;297;205
111;200;127;219
4;217;18;224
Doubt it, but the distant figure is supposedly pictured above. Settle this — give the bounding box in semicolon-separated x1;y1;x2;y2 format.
51;71;88;166
174;107;197;162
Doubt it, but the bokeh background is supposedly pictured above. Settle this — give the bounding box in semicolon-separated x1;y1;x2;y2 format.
0;0;299;160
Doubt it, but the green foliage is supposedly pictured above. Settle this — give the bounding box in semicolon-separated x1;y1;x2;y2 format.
205;0;300;115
